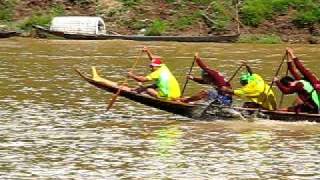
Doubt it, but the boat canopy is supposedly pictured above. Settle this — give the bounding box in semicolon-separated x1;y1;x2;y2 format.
50;16;106;35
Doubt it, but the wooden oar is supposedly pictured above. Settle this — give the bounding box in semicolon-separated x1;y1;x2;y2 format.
279;56;289;108
262;52;288;109
181;53;198;96
106;52;142;111
227;64;243;83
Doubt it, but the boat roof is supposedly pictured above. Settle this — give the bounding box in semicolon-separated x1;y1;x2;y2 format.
51;16;105;24
50;16;106;35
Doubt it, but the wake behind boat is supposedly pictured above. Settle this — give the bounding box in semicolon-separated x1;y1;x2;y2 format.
76;67;320;122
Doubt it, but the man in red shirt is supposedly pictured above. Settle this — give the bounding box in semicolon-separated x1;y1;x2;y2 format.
274;76;318;113
286;47;320;91
274;48;320;113
180;54;232;106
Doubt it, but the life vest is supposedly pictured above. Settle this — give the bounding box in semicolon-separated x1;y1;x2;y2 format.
298;80;320;108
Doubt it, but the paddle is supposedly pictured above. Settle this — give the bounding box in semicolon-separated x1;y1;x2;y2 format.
262;51;288;109
227;63;244;83
279;55;289;108
181;53;198;96
106;51;142;111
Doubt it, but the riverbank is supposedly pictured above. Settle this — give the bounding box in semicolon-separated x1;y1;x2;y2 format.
0;0;319;44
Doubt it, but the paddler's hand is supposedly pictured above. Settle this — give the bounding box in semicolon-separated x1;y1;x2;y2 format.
240;60;247;66
220;86;228;92
273;77;279;82
128;71;134;78
142;46;148;52
187;75;194;80
286;47;296;59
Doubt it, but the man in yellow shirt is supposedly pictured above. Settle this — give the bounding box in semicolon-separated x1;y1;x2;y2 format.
222;62;277;110
128;47;181;100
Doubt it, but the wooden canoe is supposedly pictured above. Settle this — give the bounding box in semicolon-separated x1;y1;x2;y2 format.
33;25;240;43
76;67;320;122
0;30;20;38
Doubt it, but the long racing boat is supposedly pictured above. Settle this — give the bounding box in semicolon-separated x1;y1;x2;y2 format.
76;67;320;122
0;30;20;38
33;25;239;43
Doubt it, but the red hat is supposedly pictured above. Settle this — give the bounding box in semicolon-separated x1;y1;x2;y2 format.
150;57;162;67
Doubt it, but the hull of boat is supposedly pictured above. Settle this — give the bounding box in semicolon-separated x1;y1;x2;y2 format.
0;31;19;38
75;68;200;118
76;67;320;122
33;25;239;43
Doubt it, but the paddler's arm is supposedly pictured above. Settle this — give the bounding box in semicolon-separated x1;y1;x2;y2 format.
274;77;302;94
128;72;149;82
287;59;302;80
220;86;235;95
221;85;260;97
287;47;320;87
142;46;153;61
187;75;207;84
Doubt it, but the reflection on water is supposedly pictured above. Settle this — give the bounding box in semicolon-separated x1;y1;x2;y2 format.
0;38;319;179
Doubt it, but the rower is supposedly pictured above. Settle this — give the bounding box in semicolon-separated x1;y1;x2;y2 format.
285;47;320;113
286;47;320;92
179;54;232;106
127;47;181;100
274;76;319;113
222;62;277;110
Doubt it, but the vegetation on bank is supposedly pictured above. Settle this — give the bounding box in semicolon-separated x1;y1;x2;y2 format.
0;0;319;43
238;34;283;44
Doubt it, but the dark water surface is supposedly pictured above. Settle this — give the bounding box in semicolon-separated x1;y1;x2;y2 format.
0;38;319;179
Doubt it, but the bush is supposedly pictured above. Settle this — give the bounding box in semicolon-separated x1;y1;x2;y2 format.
294;10;320;27
145;19;167;36
17;5;65;30
119;0;141;6
0;0;17;21
240;0;320;27
238;34;283;44
292;0;320;27
18;14;52;30
173;12;201;30
240;0;273;27
209;1;233;31
271;0;291;13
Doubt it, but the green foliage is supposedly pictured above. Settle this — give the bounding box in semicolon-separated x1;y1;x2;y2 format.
69;0;96;6
238;34;283;44
206;1;233;31
173;12;201;30
240;0;320;27
119;0;141;6
17;4;65;30
294;9;320;27
271;0;291;13
122;19;147;30
145;19;167;36
291;0;320;27
240;0;273;27
18;14;52;30
51;4;65;16
0;0;17;21
190;0;213;4
164;0;176;3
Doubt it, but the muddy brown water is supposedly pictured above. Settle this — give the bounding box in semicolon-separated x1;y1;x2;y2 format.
0;38;319;179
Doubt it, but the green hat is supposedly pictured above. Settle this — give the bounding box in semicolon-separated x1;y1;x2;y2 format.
240;73;254;84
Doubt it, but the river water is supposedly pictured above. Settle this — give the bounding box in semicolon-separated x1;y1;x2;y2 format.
0;38;319;179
